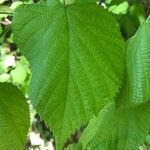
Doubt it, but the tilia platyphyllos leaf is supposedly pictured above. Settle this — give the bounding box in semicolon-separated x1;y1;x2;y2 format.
12;0;125;149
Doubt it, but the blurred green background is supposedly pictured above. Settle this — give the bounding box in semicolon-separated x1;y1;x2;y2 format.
0;0;150;149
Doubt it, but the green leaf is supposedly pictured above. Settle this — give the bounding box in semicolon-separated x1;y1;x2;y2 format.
0;5;13;14
79;103;117;150
108;1;129;15
0;73;10;82
79;102;150;150
0;25;2;34
10;63;27;84
130;3;145;25
126;18;150;104
67;143;82;150
0;82;30;149
13;2;125;149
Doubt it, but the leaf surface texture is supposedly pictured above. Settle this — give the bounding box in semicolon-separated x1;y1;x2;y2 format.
79;103;150;150
76;19;150;150
126;19;150;103
13;1;125;148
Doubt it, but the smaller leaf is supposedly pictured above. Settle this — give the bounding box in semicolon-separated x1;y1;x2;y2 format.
0;73;10;82
0;5;13;14
0;82;30;149
10;63;27;84
79;102;150;150
126;18;150;103
108;1;129;15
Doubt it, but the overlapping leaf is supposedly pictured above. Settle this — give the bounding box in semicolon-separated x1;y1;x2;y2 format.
126;18;150;103
13;1;125;149
79;102;150;150
0;82;30;149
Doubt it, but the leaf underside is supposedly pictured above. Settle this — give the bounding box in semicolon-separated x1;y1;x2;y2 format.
13;1;125;149
0;82;30;150
126;19;150;104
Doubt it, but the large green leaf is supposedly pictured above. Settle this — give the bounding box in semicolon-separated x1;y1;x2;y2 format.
13;1;125;149
79;102;150;150
0;82;30;149
126;18;150;104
